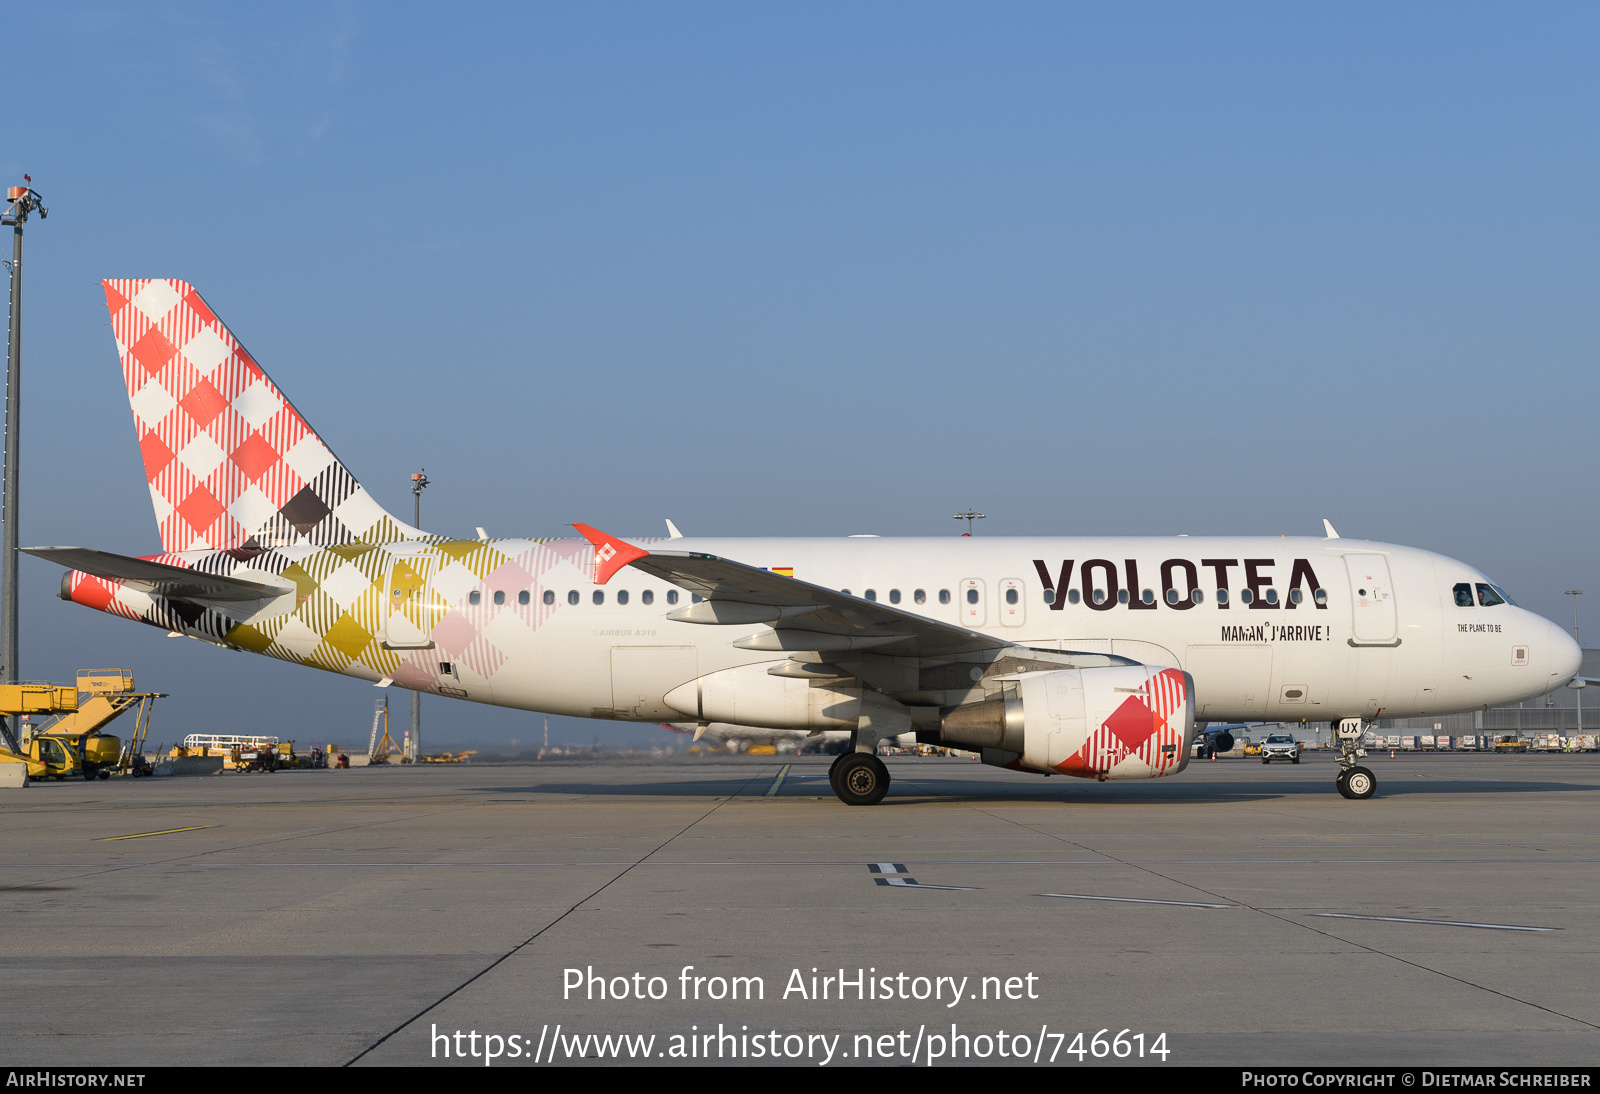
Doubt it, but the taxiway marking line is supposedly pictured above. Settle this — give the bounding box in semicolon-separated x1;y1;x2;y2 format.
763;764;792;797
94;825;218;842
868;862;978;890
1041;892;1234;909
1311;913;1557;932
11;857;1600;867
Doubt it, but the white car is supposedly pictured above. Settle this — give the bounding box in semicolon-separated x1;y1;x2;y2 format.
1260;734;1300;764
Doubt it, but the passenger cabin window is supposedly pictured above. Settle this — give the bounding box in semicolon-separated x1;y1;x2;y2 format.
617;590;630;605
966;589;979;605
1117;589;1129;605
1141;588;1155;605
567;590;579;605
1453;583;1474;607
1476;583;1505;607
889;589;901;604
1313;588;1327;605
1216;589;1229;605
914;589;926;604
642;590;654;605
1005;588;1018;605
1166;589;1180;605
1044;589;1056;604
666;590;679;605
1288;589;1302;605
939;590;950;605
1239;589;1254;605
543;590;555;605
864;589;877;602
493;590;505;606
1264;588;1278;605
1069;589;1081;604
1192;589;1204;604
593;591;605;605
469;591;481;606
518;591;530;606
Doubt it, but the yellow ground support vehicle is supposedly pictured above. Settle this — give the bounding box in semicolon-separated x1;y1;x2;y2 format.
0;730;124;780
0;670;165;781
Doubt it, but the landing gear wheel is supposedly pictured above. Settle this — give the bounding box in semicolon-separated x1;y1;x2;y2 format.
827;752;849;798
833;753;890;806
1343;766;1376;799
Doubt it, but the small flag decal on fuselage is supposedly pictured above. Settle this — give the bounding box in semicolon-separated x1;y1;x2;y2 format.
768;567;794;577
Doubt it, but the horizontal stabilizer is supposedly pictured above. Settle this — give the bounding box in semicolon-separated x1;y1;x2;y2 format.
24;546;293;603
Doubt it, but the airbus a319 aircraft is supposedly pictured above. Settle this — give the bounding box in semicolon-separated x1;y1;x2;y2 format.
27;280;1582;805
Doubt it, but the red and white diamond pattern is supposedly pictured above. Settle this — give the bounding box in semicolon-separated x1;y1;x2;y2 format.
105;278;384;553
1057;667;1188;778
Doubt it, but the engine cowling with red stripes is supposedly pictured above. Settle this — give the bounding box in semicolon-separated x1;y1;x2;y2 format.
939;665;1196;779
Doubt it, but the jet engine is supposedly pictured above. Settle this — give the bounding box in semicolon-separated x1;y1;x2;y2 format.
939;665;1196;780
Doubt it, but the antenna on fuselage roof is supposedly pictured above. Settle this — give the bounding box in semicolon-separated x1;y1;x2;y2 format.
954;509;985;536
1323;519;1340;539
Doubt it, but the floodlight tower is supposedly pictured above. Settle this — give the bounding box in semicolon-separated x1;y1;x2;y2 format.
410;469;430;761
954;509;985;535
1566;589;1585;736
0;182;46;754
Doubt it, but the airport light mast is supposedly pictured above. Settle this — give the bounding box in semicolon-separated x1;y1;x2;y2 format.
0;181;46;754
1567;589;1585;737
410;469;430;762
954;509;985;535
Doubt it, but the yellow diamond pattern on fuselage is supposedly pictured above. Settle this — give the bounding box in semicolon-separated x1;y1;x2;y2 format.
322;609;376;661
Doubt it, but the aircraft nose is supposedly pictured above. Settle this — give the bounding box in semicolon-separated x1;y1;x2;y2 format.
1548;616;1582;686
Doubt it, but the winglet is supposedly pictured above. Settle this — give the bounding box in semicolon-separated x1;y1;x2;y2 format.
572;523;650;585
1322;519;1340;539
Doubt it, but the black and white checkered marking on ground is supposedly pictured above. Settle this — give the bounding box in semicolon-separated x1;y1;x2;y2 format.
1040;893;1234;909
869;863;977;891
1311;913;1557;932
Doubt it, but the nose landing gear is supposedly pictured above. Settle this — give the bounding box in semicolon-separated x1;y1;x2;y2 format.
1333;718;1377;799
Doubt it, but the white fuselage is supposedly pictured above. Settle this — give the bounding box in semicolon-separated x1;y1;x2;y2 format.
441;534;1578;725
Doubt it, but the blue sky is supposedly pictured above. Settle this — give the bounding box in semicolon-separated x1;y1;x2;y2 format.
2;3;1596;745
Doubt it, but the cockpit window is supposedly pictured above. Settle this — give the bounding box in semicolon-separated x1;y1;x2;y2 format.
1453;583;1474;607
1476;583;1505;607
1491;584;1516;606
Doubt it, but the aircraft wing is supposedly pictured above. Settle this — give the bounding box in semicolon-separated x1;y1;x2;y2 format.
23;546;293;603
574;523;1006;658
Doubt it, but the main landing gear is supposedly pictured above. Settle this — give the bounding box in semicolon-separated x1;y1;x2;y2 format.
1333;717;1377;800
828;750;890;806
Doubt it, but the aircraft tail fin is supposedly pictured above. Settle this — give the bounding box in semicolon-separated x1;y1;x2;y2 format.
103;279;420;554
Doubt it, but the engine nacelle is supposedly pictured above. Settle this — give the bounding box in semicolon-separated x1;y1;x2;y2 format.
941;665;1196;780
663;662;862;730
